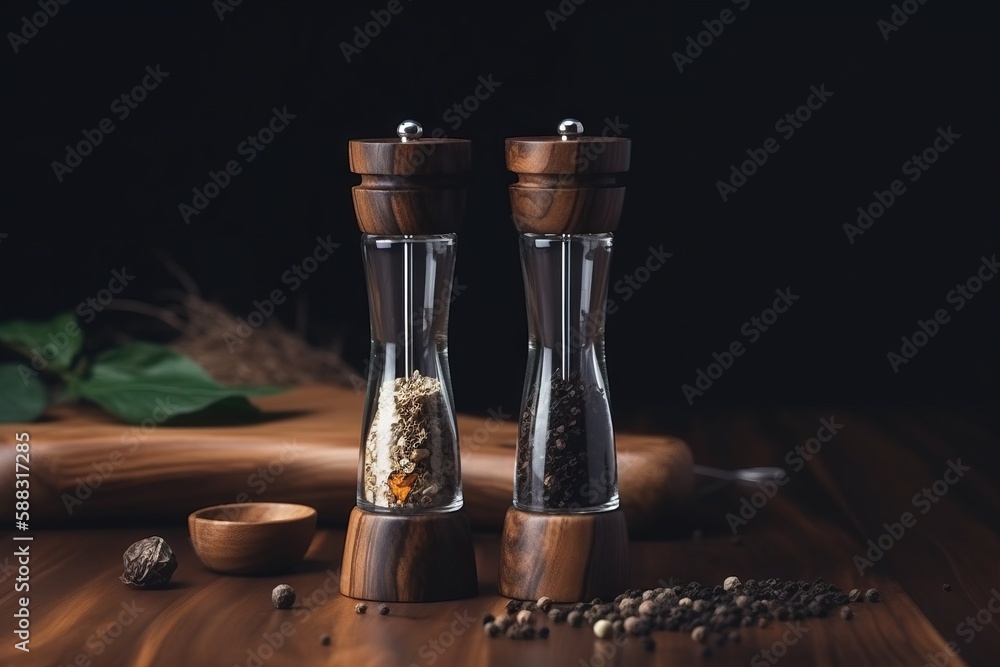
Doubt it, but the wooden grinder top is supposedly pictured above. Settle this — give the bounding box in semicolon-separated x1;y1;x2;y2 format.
506;119;631;234
349;121;471;235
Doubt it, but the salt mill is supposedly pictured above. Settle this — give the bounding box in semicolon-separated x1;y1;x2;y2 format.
340;121;477;602
499;119;631;601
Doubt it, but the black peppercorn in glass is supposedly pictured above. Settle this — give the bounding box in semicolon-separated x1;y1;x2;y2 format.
514;233;618;513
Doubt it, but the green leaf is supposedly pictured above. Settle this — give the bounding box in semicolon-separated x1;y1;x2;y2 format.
75;342;285;424
0;313;82;375
0;363;48;422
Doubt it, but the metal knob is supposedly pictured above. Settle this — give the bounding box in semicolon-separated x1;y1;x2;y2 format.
397;120;423;142
557;118;584;141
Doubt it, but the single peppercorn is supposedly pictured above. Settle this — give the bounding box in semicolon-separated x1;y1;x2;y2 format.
485;622;500;638
378;603;390;615
840;606;854;620
537;596;553;613
943;583;952;592
848;588;862;602
548;608;566;623
593;619;613;639
271;584;295;609
642;636;656;652
538;627;550;639
865;588;880;603
482;612;495;625
506;599;521;614
567;610;583;627
516;610;533;625
320;634;331;646
120;536;177;589
355;603;368;614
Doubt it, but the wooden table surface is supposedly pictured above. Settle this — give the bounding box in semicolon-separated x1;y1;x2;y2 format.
2;407;998;666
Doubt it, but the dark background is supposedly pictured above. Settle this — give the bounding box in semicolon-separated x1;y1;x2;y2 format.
2;0;997;426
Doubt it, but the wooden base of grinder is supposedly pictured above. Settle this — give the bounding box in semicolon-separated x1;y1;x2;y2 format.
498;506;628;602
340;506;478;602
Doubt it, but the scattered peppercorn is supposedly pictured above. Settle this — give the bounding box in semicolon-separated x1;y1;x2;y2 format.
378;603;390;615
848;588;862;602
490;576;858;650
271;584;295;609
320;634;331;646
865;588;880;603
840;606;854;620
355;603;368;614
593;619;613;639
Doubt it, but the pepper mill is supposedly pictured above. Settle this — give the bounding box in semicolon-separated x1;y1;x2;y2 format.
340;121;477;602
499;119;631;602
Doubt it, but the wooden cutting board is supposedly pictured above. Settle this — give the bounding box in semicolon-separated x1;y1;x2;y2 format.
0;385;692;533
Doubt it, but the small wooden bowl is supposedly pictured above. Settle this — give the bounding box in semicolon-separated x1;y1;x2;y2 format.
188;503;317;575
